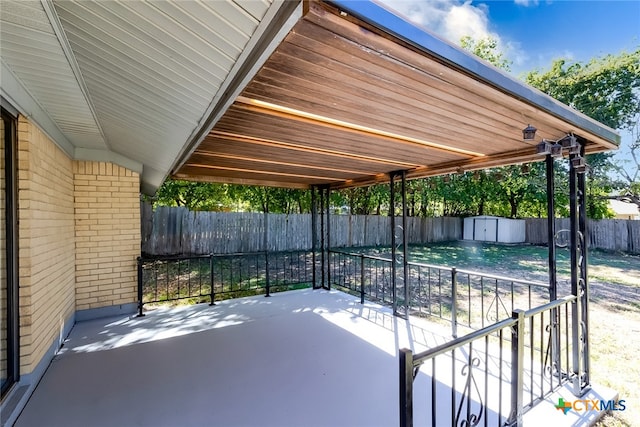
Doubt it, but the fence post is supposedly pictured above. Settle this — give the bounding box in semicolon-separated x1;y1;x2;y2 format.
451;268;458;338
360;254;365;304
399;348;414;427
209;254;216;306
136;257;145;317
507;309;525;427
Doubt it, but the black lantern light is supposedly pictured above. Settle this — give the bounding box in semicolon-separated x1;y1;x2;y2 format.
522;124;537;141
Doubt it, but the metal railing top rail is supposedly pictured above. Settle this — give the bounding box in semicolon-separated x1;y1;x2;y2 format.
451;267;550;290
328;248;550;290
139;253;213;262
410;294;577;366
328;249;393;263
139;250;292;262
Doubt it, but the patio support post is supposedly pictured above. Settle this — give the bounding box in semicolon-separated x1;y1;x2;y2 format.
399;348;414;427
320;187;325;288
311;186;318;289
401;171;410;316
136;257;144;317
360;254;365;304
546;154;557;301
546;154;561;377
390;170;409;317
569;141;590;396
264;203;271;297
326;186;331;290
209;254;215;305
578;149;590;390
390;172;398;314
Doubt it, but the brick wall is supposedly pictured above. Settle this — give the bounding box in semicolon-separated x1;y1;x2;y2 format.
14;116;141;376
74;161;140;311
17;117;76;375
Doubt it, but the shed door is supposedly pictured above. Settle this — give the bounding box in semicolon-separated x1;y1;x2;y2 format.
474;218;498;242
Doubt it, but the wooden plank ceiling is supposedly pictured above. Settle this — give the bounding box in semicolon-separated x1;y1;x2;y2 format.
174;1;618;189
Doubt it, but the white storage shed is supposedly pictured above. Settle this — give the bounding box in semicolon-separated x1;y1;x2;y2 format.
463;216;526;243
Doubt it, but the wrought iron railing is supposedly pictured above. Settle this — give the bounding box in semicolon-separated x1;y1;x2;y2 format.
137;250;313;315
399;295;576;426
328;250;549;336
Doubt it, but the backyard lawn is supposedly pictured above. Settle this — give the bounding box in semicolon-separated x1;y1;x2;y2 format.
389;241;639;427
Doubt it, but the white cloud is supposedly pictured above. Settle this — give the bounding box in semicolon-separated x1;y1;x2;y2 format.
377;0;535;75
378;0;497;46
514;0;539;6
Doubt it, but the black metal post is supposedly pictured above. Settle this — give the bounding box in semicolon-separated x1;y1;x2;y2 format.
546;155;557;300
451;268;458;338
320;188;325;289
399;348;414;427
546;155;560;377
401;171;410;315
209;254;216;305
390;172;398;314
326;186;331;290
578;144;591;392
507;310;525;427
568;150;586;395
360;254;365;304
311;186;318;289
136;257;145;317
264;208;271;297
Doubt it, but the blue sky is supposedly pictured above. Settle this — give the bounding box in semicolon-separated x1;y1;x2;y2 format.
378;0;639;75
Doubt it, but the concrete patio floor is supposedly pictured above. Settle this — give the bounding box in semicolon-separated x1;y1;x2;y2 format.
13;289;615;427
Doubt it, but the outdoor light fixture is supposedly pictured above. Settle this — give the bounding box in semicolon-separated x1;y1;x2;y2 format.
529;127;588;174
522;124;537;141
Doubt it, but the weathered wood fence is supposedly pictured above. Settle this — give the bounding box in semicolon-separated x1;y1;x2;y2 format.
525;218;640;254
141;205;640;255
141;206;462;255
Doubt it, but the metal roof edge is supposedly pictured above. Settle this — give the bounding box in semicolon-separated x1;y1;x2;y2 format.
327;0;621;147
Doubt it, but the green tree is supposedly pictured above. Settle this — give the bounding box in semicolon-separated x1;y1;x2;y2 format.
154;179;231;211
525;49;640;218
460;36;511;72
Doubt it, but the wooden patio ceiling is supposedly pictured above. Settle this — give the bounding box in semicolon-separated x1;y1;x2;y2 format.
173;0;619;190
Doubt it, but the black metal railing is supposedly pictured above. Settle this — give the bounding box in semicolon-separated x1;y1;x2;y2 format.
400;295;576;426
137;250;313;315
328;250;549;336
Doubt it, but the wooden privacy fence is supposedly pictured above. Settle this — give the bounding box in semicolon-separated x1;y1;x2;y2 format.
141;206;639;255
141;206;463;255
525;218;640;254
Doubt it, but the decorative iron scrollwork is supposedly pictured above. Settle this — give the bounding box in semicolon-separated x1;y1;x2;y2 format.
456;355;484;427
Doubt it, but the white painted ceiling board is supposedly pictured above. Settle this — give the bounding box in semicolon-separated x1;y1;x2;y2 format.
51;0;277;187
0;1;106;151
